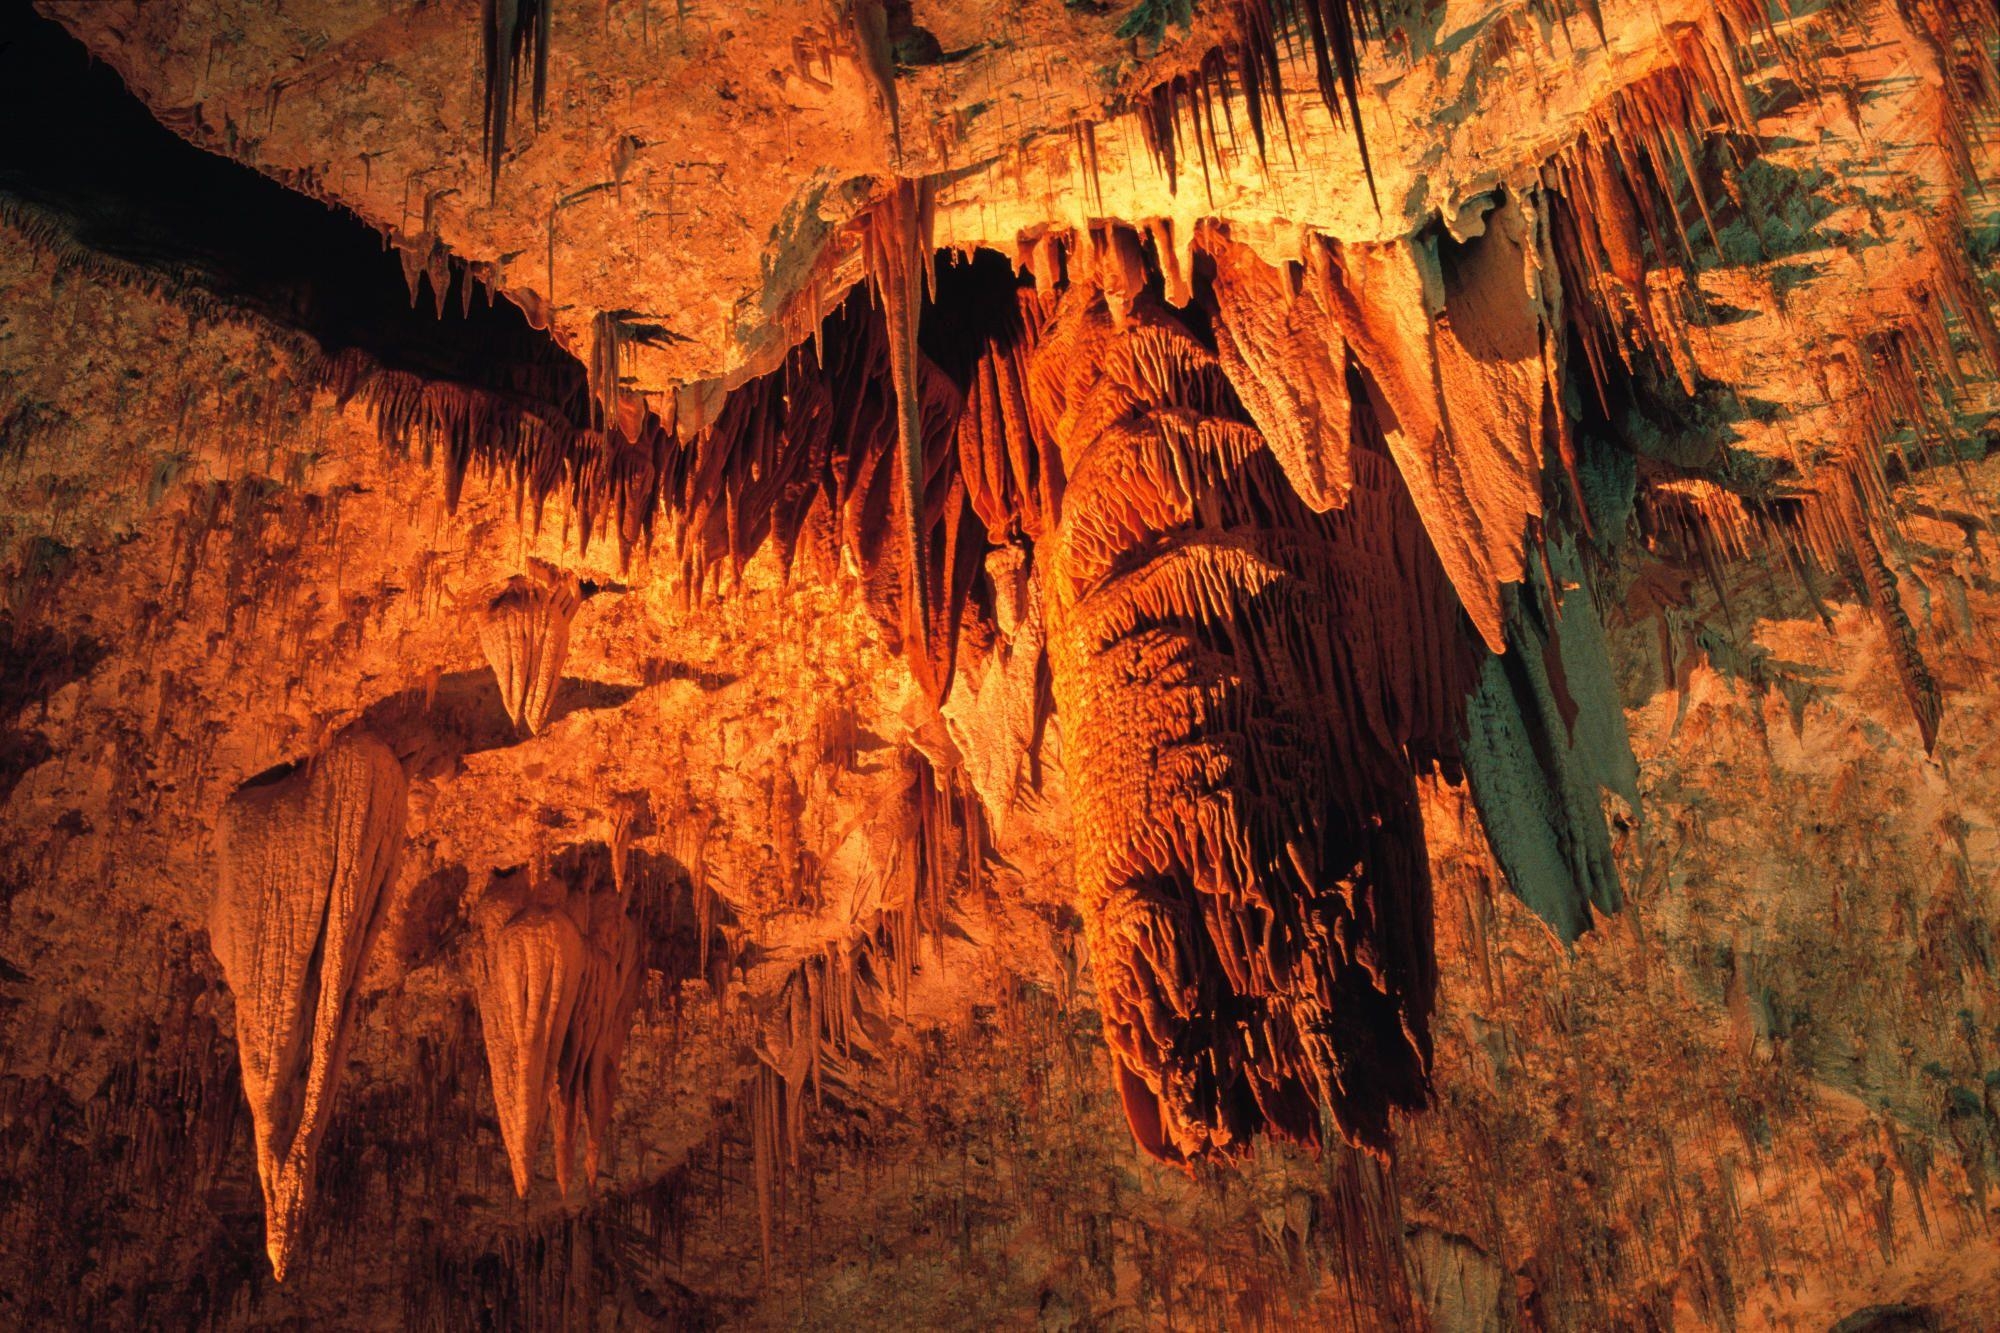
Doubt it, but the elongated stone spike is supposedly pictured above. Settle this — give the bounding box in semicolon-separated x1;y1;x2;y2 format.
467;867;585;1198
211;730;408;1281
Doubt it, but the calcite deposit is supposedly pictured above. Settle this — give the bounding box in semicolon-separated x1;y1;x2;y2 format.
4;0;2000;1327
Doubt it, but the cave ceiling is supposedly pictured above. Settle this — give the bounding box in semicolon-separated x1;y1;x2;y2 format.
5;0;2000;1327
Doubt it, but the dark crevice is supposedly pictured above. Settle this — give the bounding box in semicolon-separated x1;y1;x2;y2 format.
357;670;644;780
0;6;589;428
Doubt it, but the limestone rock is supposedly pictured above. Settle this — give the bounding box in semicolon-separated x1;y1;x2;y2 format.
475;560;582;737
211;730;408;1280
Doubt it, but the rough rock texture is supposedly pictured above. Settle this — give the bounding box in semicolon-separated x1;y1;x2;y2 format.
212;730;408;1279
468;864;587;1197
1038;291;1469;1159
3;0;2000;1327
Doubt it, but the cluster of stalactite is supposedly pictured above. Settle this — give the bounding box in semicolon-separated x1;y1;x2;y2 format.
324;190;1665;1164
0;928;254;1327
1028;281;1477;1159
66;0;1996;1210
0;196;291;340
205;683;659;1274
744;747;972;1267
1526;0;2000;756
1130;0;1386;201
1542;22;1756;400
467;854;643;1200
210;730;408;1280
1878;0;2000;174
480;0;549;190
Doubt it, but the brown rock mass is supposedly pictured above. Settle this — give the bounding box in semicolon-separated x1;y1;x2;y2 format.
3;0;2000;1325
211;730;408;1280
475;560;583;737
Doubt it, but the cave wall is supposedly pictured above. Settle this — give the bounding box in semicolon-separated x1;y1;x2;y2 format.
4;0;2000;1328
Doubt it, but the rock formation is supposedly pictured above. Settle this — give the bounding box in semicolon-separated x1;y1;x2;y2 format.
1036;284;1472;1157
4;0;2000;1325
468;855;642;1199
210;730;408;1280
475;560;582;737
466;866;585;1199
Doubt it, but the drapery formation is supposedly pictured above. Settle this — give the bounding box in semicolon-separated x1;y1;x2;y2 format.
469;859;643;1199
211;731;408;1279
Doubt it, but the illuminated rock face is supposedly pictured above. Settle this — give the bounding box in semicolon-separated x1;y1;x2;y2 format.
4;0;2000;1326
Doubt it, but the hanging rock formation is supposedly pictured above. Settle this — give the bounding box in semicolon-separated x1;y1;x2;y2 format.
475;560;582;737
467;866;585;1198
1462;539;1640;940
9;0;2000;1323
1203;232;1355;514
210;731;408;1280
1037;284;1476;1158
468;855;642;1198
939;544;1047;838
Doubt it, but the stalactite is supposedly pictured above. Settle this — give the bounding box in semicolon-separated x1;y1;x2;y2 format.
1138;1;1386;203
469;852;643;1199
1038;285;1476;1160
1461;537;1638;941
1544;31;1757;403
862;180;942;696
211;730;409;1279
549;861;644;1197
482;0;551;191
1285;193;1560;652
475;559;582;737
950;286;1060;542
844;0;902;162
940;544;1048;837
468;866;584;1198
1202;229;1354;512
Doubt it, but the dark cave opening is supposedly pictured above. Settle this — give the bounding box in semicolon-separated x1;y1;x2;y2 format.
0;5;590;425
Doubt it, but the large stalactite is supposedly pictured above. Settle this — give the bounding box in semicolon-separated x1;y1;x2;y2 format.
1036;286;1476;1158
210;731;409;1280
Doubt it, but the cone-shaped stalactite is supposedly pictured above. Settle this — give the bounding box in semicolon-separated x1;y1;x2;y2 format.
1204;232;1355;514
476;559;582;737
548;852;644;1198
211;730;409;1279
469;867;584;1198
468;854;643;1199
1036;286;1477;1160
